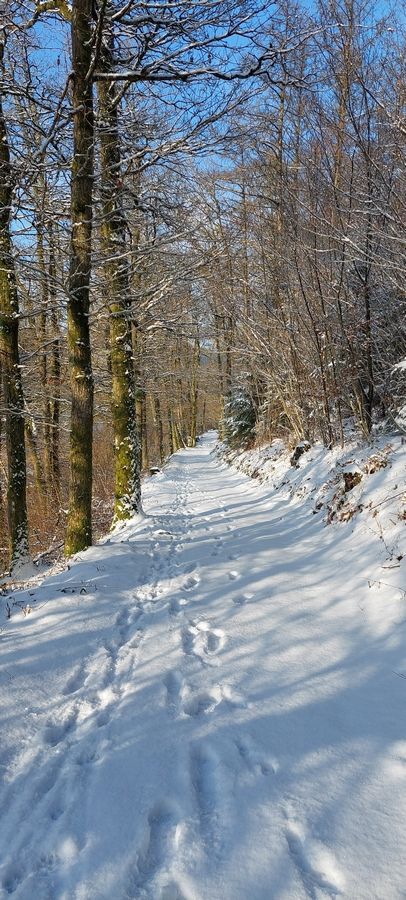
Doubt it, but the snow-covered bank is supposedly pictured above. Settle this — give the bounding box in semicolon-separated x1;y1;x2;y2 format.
1;432;406;899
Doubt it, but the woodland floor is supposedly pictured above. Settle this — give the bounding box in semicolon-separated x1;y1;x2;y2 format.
1;432;406;899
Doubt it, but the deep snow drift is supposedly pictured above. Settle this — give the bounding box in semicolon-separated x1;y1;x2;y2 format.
1;431;406;899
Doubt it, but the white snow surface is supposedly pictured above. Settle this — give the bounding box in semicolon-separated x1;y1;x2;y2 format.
1;431;406;899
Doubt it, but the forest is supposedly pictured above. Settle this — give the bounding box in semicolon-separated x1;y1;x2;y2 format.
1;0;405;573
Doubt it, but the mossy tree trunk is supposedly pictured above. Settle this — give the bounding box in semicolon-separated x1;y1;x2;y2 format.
153;392;164;464
0;39;30;568
98;38;141;520
65;0;95;555
132;324;148;472
189;337;200;446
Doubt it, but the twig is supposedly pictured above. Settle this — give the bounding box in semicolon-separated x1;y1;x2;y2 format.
369;491;406;511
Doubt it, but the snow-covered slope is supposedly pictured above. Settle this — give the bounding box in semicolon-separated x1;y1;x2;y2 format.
1;432;406;899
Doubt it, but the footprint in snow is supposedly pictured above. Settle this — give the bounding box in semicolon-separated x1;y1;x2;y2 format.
62;663;86;696
43;708;78;747
190;742;224;856
164;670;183;715
131;600;145;621
127;800;182;897
285;819;346;896
232;591;254;606
114;607;132;645
169;597;188;617
160;881;188;900
19;755;65;818
2;863;24;895
182;620;225;662
183;574;200;592
181;683;244;717
182;685;223;717
127;627;144;650
96;708;111;728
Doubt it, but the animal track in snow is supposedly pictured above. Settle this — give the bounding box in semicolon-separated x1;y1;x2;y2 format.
285;819;346;896
235;735;278;778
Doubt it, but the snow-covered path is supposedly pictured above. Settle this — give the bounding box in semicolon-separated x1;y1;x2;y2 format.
1;433;406;899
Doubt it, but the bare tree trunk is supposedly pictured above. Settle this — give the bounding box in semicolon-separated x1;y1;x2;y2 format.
65;0;94;555
0;38;29;568
47;224;61;492
132;324;148;470
167;405;174;455
141;388;149;470
98;41;141;520
35;214;53;488
25;413;47;499
153;393;164;464
189;337;200;446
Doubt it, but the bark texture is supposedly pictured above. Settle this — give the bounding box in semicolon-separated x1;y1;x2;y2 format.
98;38;141;520
65;0;94;555
0;39;29;567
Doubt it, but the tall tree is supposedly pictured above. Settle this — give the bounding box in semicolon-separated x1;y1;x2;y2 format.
98;26;141;520
64;0;95;554
0;33;30;569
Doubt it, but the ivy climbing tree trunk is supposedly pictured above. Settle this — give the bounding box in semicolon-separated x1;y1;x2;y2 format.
98;35;141;520
0;36;30;569
65;0;95;555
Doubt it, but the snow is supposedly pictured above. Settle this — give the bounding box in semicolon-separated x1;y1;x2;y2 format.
1;431;406;899
393;358;406;371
